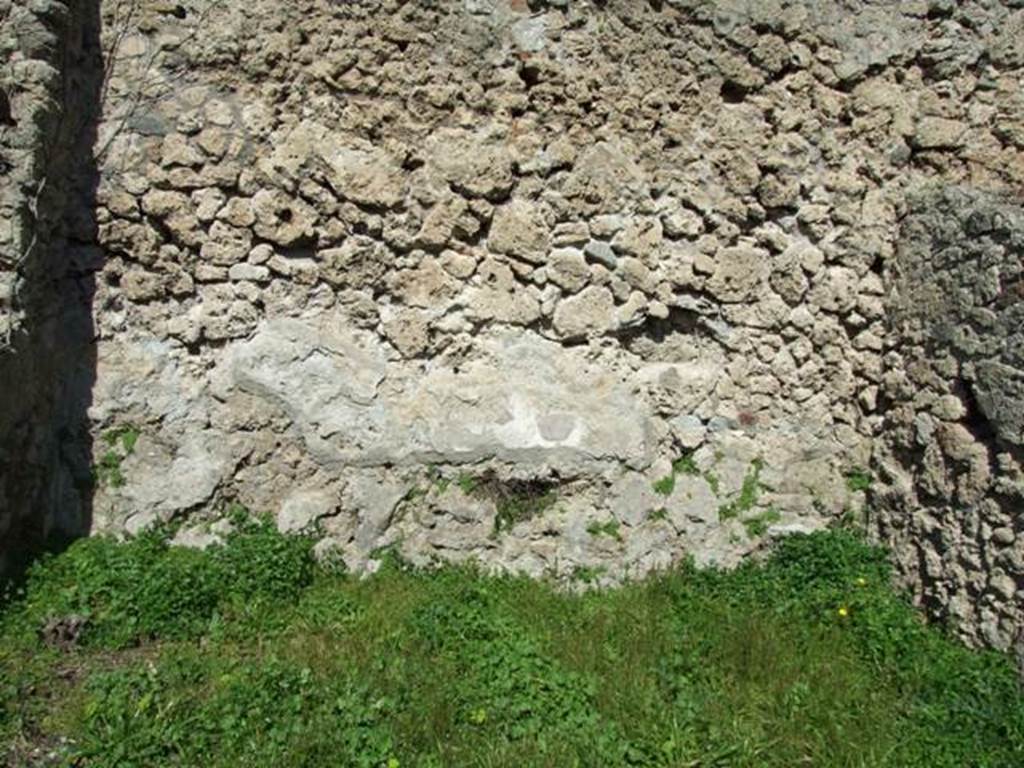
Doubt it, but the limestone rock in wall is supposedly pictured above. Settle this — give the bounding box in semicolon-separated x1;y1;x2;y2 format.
224;316;654;472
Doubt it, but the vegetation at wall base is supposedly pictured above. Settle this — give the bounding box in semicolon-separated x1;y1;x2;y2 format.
1;524;1022;767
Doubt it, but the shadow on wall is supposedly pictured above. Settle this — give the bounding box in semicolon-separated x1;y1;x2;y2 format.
0;0;104;583
872;185;1024;652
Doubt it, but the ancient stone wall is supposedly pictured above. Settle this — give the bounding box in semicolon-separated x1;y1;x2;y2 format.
875;187;1023;652
0;0;100;574
7;0;1022;649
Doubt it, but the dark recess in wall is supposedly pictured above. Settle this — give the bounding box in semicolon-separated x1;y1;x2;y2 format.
0;0;104;589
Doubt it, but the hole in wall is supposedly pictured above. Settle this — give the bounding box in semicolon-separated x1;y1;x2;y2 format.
519;64;542;90
0;90;15;126
462;471;561;534
869;253;884;276
720;80;748;104
926;5;953;20
618;305;706;358
958;382;998;445
402;155;424;171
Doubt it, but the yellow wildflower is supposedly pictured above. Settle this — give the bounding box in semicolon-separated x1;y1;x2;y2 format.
837;606;849;617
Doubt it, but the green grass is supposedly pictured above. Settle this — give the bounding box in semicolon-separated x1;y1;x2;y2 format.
742;506;782;538
456;472;479;495
648;507;668;522
447;473;558;536
652;473;676;496
703;469;721;495
93;425;142;488
719;458;765;521
846;468;873;493
672;454;699;477
493;489;557;536
653;452;702;497
2;525;1022;767
586;519;622;542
